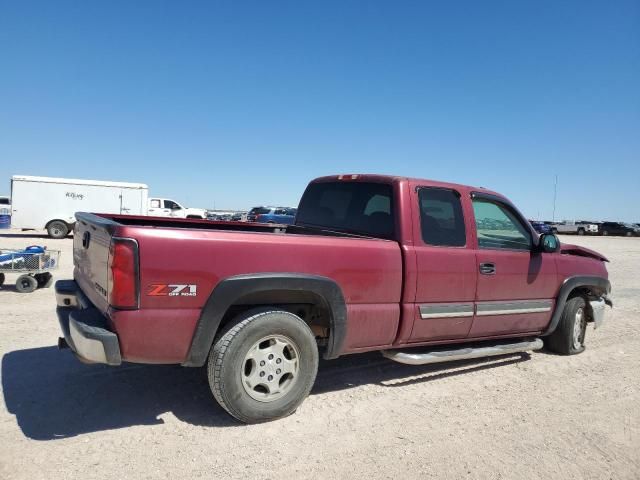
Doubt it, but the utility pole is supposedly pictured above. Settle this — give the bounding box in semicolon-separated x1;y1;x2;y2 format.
552;175;558;222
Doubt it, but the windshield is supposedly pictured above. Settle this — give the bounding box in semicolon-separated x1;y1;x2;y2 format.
296;181;395;239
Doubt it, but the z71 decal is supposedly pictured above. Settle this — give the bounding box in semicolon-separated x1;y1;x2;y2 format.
147;284;197;297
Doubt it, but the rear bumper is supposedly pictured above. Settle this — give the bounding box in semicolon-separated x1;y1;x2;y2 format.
55;280;122;366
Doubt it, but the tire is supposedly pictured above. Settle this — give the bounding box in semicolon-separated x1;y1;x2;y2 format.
577;228;585;236
626;231;632;237
207;309;319;424
551;227;558;234
602;230;609;236
0;273;4;287
47;220;69;239
544;296;587;355
15;275;38;293
35;272;53;288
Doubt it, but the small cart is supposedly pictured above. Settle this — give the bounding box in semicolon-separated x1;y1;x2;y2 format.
0;246;61;293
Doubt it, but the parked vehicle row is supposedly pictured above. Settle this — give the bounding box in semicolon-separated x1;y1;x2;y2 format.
528;219;640;237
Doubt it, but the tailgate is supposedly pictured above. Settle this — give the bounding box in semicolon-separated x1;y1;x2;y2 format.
73;213;116;314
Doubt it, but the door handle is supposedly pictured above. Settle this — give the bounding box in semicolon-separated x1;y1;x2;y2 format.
479;263;496;275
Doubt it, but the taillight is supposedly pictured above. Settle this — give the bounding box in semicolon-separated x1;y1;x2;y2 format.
108;238;139;309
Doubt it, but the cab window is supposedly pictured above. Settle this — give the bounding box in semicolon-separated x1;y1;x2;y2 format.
472;199;531;250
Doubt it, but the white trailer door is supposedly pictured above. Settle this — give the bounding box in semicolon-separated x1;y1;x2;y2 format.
118;188;146;215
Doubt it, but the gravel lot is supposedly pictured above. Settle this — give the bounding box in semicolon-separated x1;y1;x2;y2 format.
0;230;638;479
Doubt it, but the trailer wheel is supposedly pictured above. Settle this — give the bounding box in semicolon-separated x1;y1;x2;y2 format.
0;273;5;287
35;272;53;288
46;221;69;239
207;309;319;423
16;275;38;293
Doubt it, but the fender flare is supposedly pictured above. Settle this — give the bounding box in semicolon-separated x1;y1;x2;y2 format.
182;273;347;367
542;275;611;336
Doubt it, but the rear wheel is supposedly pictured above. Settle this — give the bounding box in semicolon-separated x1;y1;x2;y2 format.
0;273;5;287
207;309;319;423
46;221;69;239
577;228;585;236
602;230;609;236
544;296;587;355
15;274;38;293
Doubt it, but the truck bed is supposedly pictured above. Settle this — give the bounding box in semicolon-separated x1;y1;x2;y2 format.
73;212;404;363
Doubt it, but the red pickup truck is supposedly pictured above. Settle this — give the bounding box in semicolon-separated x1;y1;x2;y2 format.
55;174;612;423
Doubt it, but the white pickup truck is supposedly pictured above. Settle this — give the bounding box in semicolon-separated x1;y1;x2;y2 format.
147;198;207;219
552;221;599;236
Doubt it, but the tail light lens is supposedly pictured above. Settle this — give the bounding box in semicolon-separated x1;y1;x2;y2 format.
108;238;139;309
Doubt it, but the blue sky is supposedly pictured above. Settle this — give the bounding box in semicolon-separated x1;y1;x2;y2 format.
1;1;638;220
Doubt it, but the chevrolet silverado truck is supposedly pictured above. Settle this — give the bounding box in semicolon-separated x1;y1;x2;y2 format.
55;174;612;423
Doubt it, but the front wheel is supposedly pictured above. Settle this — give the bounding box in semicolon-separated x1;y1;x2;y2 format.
544;296;587;355
602;230;609;236
577;228;585;236
207;309;319;423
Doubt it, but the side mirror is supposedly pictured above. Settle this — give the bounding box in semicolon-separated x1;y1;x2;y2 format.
540;233;560;253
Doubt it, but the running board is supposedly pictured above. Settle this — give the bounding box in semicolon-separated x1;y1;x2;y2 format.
381;338;544;365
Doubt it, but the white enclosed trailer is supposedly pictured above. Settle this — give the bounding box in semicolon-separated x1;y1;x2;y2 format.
10;175;148;238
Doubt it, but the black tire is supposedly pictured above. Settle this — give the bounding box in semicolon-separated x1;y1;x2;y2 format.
544;296;587;355
602;230;609;236
0;272;5;287
15;275;38;293
577;228;585;236
551;227;558;234
35;272;53;288
626;231;632;237
207;309;319;424
47;220;69;239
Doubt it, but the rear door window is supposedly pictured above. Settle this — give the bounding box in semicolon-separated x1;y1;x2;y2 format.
418;188;466;247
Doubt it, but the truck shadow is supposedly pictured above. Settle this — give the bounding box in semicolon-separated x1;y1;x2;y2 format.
2;346;530;440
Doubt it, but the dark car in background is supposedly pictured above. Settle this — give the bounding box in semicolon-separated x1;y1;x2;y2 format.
529;220;552;234
600;222;640;237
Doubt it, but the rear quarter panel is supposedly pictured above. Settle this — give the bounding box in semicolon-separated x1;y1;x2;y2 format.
113;226;403;362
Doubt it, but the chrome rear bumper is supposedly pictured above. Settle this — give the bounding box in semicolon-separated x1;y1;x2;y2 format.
55;280;122;366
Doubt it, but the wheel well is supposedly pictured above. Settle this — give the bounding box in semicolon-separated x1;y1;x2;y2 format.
217;290;332;345
186;215;203;219
568;286;601;322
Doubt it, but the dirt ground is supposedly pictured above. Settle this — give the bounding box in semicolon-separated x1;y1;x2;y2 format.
0;230;638;479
